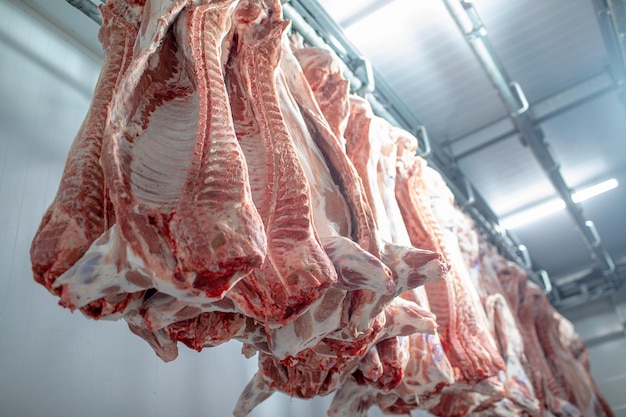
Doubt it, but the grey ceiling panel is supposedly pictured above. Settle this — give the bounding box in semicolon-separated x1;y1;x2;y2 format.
542;92;626;188
510;210;595;277
330;0;507;142
474;0;607;103
457;135;556;216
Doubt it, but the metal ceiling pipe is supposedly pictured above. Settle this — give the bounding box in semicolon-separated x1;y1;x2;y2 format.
591;0;626;85
65;0;102;25
443;0;617;276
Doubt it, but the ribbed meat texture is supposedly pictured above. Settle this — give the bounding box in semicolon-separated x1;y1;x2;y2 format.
100;0;266;304
533;287;614;417
374;115;455;405
276;48;352;240
458;224;539;414
30;1;141;294
399;287;455;395
557;320;616;417
394;134;443;253
277;43;390;336
280;43;378;257
377;120;412;246
278;42;444;354
29;2;611;416
424;169;505;385
394;130;505;388
485;293;539;415
325;99;455;416
221;2;335;326
515;280;581;416
169;1;266;296
288;45;448;334
52;0;199;319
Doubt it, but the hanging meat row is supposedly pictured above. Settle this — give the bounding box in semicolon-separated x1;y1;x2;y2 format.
29;0;613;416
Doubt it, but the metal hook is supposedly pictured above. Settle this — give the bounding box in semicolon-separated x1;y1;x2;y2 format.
584;220;601;247
460;176;475;208
351;56;375;96
414;125;431;158
538;270;552;294
509;81;529;116
518;244;532;269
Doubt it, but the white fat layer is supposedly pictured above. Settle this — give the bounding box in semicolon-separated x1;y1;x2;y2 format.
53;225;151;308
361;115;392;242
377;123;412;246
54;221;246;315
276;72;349;238
322;235;393;293
130;93;199;209
134;0;187;58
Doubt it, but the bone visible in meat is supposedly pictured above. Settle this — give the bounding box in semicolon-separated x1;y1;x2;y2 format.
224;0;336;327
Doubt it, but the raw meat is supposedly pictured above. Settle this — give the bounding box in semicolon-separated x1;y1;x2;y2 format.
344;96;392;241
484;293;539;415
326;96;456;416
533;286;615;417
292;46;447;332
101;0;266;303
294;47;350;143
30;0;142;293
29;1;613;416
232;18;448;414
394;130;505;390
501;267;581;416
224;0;336;326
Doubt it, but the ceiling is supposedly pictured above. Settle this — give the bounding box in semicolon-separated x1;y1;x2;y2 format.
16;0;626;305
314;0;626;302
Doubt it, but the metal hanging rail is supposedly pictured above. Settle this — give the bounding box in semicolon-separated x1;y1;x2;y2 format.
65;0;103;25
591;0;626;91
443;0;617;278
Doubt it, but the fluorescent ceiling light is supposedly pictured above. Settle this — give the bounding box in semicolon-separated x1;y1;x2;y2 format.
571;178;618;203
501;178;618;229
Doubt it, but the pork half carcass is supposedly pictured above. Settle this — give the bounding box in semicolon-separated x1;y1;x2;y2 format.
533;286;615;417
394;130;505;400
30;0;143;302
501;268;581;416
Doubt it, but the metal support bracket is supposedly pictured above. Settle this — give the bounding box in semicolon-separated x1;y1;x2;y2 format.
460;176;476;208
539;270;553;294
518;244;532;269
509;81;529;116
350;56;375;96
414;125;432;157
585;220;602;247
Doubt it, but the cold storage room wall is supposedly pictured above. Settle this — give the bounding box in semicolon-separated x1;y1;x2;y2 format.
0;1;343;416
560;286;626;417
